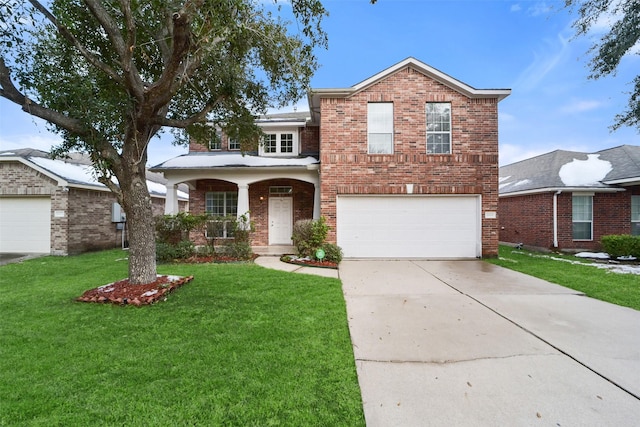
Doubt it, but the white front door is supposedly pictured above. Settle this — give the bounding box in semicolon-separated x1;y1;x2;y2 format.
269;197;293;245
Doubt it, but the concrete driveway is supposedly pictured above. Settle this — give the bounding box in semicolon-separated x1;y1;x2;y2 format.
340;260;640;426
0;253;45;266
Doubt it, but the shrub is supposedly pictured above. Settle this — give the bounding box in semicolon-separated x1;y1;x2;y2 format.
156;212;206;244
156;240;195;263
601;235;640;258
222;241;253;260
319;243;343;264
292;217;329;257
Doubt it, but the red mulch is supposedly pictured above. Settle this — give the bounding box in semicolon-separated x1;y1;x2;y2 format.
76;275;193;306
280;256;338;269
180;254;259;264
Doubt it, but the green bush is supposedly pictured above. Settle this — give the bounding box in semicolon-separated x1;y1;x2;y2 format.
292;217;329;257
319;243;343;264
222;241;254;260
601;235;640;258
156;212;206;244
156;240;195;262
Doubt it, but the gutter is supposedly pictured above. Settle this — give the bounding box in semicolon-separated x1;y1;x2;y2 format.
499;186;625;198
553;190;561;248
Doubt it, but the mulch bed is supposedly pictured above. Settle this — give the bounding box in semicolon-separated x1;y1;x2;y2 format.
280;255;338;269
76;275;194;306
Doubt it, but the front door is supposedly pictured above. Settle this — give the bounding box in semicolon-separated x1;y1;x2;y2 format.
269;197;293;245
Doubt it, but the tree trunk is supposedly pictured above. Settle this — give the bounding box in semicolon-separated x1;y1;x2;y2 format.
120;167;157;285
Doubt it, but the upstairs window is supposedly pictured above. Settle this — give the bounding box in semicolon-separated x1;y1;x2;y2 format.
632;195;640;236
228;138;240;150
572;194;593;240
426;103;451;154
260;130;298;156
367;102;393;154
209;129;222;150
264;134;277;153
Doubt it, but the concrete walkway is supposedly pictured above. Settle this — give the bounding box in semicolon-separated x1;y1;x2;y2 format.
254;255;339;279
340;260;640;426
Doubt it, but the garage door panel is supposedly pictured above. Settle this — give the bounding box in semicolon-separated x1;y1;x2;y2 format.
0;198;51;253
337;196;479;258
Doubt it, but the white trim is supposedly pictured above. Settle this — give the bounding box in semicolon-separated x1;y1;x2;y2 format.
499;187;624;198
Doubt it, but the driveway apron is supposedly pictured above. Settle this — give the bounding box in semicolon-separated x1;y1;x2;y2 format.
339;260;640;426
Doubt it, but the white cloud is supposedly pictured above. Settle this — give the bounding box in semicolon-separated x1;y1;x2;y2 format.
512;32;571;92
560;99;604;114
0;133;61;153
510;4;522;13
527;2;552;17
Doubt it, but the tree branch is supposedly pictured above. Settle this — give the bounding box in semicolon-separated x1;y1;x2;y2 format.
27;0;125;87
151;95;226;128
83;0;145;102
0;57;88;134
144;9;193;111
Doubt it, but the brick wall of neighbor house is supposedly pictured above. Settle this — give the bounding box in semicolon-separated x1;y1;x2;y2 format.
500;190;637;251
319;66;500;257
499;193;555;248
189;178;314;246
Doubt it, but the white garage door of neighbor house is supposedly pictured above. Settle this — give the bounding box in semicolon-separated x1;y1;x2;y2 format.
0;197;51;253
337;195;481;258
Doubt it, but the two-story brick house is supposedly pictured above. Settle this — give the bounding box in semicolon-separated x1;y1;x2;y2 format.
153;58;511;258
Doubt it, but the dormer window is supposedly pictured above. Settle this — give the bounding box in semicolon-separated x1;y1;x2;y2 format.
259;129;298;156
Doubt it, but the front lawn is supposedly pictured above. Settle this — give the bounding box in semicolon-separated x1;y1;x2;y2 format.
486;246;640;311
0;250;364;426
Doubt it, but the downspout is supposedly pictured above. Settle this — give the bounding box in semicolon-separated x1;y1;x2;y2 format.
553;190;561;248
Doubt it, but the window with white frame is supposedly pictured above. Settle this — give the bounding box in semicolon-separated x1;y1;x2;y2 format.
228;137;240;150
205;192;238;238
632;195;640;236
260;131;297;156
426;102;451;154
367;102;393;154
209;129;222;150
572;194;593;240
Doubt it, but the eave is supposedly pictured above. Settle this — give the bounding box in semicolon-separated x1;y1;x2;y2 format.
499;186;626;198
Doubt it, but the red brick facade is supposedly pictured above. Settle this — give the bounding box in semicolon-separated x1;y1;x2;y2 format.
318;67;501;257
189;178;314;246
174;59;507;257
499;188;640;251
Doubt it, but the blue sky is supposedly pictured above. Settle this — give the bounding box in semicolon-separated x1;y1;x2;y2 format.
1;0;638;166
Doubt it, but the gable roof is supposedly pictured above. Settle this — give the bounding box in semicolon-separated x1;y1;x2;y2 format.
0;149;188;199
499;145;640;196
308;57;511;123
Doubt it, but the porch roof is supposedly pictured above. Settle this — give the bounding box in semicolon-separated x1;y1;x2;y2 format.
150;152;319;171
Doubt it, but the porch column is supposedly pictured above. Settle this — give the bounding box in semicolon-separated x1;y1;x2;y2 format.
164;183;179;215
313;183;321;220
237;183;250;224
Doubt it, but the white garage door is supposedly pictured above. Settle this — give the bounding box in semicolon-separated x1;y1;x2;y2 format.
337;195;480;258
0;197;51;253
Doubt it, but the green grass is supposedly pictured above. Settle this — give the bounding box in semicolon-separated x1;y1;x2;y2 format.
0;250;365;426
486;245;640;311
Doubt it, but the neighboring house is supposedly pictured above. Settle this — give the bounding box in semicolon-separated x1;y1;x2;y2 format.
153;57;511;258
499;145;640;251
0;148;188;255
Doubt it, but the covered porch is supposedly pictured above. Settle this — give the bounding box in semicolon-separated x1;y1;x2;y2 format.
151;153;320;247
